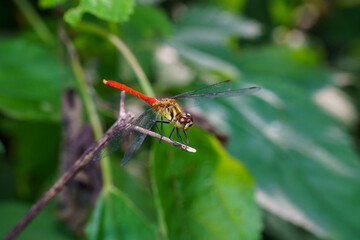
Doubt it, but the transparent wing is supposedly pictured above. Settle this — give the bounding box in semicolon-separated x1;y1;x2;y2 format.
172;81;260;108
93;107;158;165
120;108;158;165
173;81;260;99
92;124;128;162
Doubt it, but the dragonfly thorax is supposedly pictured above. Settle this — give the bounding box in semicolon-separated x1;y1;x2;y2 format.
153;99;193;130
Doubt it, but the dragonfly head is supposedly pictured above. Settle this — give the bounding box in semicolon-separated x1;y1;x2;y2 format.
178;112;193;130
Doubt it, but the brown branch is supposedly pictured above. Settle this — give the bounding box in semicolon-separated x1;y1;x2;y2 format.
3;91;196;240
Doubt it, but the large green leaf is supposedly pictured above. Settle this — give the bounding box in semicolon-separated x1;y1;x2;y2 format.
112;159;157;223
85;187;157;240
65;0;135;26
168;7;360;238
0;38;67;121
151;127;262;240
193;52;360;239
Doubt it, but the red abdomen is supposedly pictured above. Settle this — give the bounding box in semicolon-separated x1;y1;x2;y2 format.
103;79;158;106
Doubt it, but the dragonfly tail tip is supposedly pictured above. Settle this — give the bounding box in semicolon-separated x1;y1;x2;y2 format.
103;79;108;85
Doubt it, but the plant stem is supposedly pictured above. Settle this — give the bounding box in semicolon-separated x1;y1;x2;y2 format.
70;58;113;187
59;24;113;188
13;0;55;45
76;22;155;97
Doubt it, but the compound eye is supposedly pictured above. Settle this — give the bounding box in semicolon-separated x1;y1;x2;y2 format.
179;116;186;124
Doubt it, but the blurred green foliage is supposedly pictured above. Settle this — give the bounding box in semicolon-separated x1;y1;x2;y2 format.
0;202;70;239
1;0;360;240
0;38;66;121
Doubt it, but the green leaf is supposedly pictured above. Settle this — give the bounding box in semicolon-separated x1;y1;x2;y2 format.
168;5;261;79
0;38;69;121
151;127;262;240
112;160;157;223
175;5;261;40
191;47;360;239
0;201;69;240
39;0;67;9
236;47;325;87
64;7;84;26
85;187;157;240
65;0;135;26
169;9;360;237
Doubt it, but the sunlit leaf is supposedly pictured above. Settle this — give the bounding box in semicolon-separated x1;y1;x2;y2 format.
85;187;157;240
65;0;135;26
64;7;84;26
151;127;262;240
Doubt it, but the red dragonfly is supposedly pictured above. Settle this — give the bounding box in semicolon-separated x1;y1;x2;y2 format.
96;80;260;165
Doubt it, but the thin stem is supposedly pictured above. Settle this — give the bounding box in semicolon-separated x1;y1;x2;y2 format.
75;22;155;97
59;23;113;188
13;0;55;45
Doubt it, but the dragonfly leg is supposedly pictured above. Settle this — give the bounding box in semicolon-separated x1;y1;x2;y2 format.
176;128;185;145
155;120;171;124
154;121;162;144
155;120;170;143
154;121;161;134
160;117;164;143
169;126;175;140
183;130;189;146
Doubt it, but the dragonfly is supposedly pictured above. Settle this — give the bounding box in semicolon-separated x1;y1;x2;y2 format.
96;79;260;165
